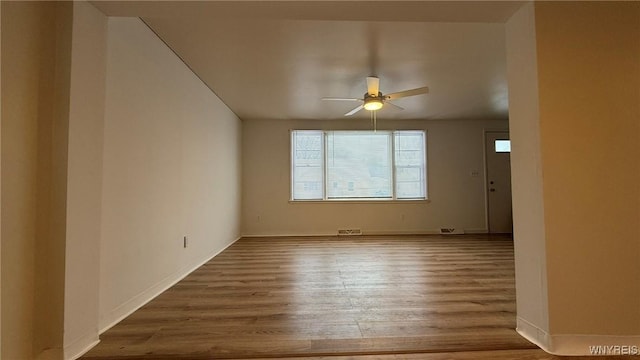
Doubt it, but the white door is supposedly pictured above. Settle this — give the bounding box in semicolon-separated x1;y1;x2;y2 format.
485;131;513;233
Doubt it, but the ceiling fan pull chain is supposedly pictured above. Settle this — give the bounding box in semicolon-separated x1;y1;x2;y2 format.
373;111;377;132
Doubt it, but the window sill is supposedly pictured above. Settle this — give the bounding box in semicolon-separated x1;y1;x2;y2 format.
289;198;430;204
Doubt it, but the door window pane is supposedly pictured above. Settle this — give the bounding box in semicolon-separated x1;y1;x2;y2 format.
495;140;511;153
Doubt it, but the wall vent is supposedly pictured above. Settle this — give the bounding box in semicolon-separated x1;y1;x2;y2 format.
337;228;362;236
439;228;464;235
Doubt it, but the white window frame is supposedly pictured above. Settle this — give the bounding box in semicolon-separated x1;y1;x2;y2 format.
290;130;428;202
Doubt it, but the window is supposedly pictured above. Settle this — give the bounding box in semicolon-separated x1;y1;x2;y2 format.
291;130;324;200
326;131;392;199
394;131;427;199
494;140;511;153
291;130;427;201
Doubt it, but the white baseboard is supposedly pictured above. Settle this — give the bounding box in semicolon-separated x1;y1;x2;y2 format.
99;236;241;333
241;232;435;238
551;334;640;356
364;230;439;236
241;233;336;238
465;228;490;234
517;317;640;355
517;316;551;352
242;229;490;238
65;334;100;360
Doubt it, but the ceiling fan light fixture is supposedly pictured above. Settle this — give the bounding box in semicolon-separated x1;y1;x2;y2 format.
323;77;428;116
363;98;383;111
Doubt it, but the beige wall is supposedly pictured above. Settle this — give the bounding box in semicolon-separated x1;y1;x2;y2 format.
0;4;36;356
505;1;550;345
34;3;72;358
0;1;3;354
242;118;507;236
2;6;242;359
1;2;71;359
2;4;40;356
99;17;242;330
535;1;640;340
64;2;107;359
507;1;640;354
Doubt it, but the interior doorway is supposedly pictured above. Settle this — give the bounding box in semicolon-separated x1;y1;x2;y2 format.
485;131;513;234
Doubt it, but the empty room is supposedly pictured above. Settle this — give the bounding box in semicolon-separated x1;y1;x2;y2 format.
1;1;638;360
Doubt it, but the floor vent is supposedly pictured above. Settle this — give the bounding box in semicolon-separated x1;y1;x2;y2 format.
337;228;362;236
439;228;464;235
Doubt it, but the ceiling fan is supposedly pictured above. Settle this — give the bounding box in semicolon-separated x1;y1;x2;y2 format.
322;76;429;116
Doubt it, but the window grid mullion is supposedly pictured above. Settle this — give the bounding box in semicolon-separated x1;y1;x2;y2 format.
391;131;397;200
322;131;327;200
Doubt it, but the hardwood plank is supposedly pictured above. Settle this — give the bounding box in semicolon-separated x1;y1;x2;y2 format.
248;349;633;360
82;235;542;360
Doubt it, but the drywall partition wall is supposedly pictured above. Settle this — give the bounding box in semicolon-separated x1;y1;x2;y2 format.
505;1;550;349
534;1;640;352
34;3;73;358
64;2;107;359
100;17;242;331
242;118;508;236
0;4;37;356
0;1;3;355
0;5;39;354
1;2;72;359
506;2;640;354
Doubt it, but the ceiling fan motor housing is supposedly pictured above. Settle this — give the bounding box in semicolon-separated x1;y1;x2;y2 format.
363;92;384;111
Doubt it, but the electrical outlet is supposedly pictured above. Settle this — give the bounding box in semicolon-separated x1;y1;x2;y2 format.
183;236;188;248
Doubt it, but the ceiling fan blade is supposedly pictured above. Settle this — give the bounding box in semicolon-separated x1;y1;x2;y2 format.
385;101;404;111
366;76;380;96
344;104;364;116
322;97;363;102
385;86;429;100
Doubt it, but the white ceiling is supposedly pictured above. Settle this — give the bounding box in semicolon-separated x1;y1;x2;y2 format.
93;1;524;121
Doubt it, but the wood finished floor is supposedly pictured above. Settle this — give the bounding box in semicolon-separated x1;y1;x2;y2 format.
82;235;612;359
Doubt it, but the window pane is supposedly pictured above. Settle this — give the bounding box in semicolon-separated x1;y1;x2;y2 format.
291;131;323;200
394;131;426;199
495;140;511;153
326;131;392;199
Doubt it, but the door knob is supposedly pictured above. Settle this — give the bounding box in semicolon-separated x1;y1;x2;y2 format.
490;188;496;192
